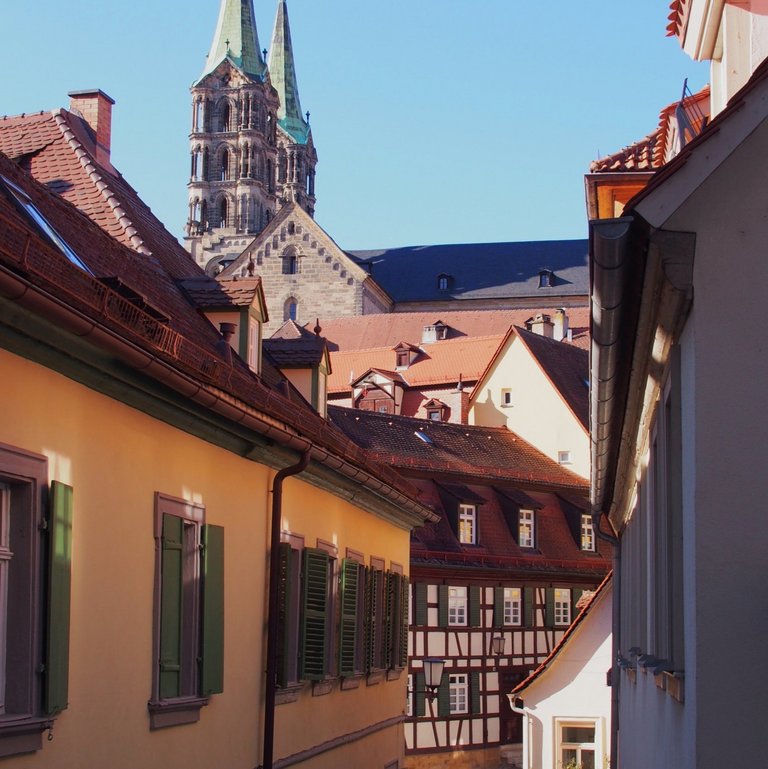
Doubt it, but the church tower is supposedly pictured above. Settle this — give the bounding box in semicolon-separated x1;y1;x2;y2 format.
185;0;317;273
269;0;317;217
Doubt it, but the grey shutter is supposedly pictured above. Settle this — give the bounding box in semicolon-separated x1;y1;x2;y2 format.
414;671;426;717
437;584;449;627
414;582;428;626
437;677;451;717
201;524;224;695
544;588;555;629
45;481;73;715
470;671;481;714
469;585;481;627
572;588;585;619
399;576;409;669
493;587;504;628
523;587;534;628
276;542;294;687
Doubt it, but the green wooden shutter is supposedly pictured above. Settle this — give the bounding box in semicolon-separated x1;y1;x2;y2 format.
414;671;426;717
383;572;397;669
338;559;360;676
544;588;555;629
300;548;330;681
438;584;449;627
523;587;534;628
276;543;294;687
201;524;224;696
45;481;73;715
365;567;379;670
493;587;504;628
470;671;481;714
437;677;451;717
572;588;585;619
414;582;427;626
159;513;183;699
399;576;410;669
469;585;481;627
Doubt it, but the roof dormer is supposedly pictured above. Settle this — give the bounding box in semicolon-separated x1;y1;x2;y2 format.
422;320;449;344
393;341;420;369
351;369;405;415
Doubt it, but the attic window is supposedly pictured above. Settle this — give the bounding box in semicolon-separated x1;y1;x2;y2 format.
437;274;452;291
396;350;409;368
538;269;554;288
1;175;93;275
414;431;433;444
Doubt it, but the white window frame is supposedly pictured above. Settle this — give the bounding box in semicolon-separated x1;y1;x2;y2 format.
554;588;571;626
503;587;522;626
581;514;595;552
556;718;598;769
458;503;476;544
448;586;467;626
448;673;469;714
519;509;535;548
501;388;513;407
558;450;572;464
406;674;413;717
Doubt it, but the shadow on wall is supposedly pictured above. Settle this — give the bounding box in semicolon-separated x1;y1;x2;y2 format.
471;389;508;429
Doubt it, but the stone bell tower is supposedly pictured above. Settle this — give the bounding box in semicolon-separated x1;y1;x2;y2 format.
184;0;317;274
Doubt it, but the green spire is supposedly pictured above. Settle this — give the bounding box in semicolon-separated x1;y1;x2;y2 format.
199;0;267;82
268;0;310;144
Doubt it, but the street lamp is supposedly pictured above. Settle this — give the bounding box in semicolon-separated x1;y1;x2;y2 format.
491;635;506;668
422;657;446;699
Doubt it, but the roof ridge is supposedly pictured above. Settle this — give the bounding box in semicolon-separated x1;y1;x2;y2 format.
329;404;515;433
51;109;150;255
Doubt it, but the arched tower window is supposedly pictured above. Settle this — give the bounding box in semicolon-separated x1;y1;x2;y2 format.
203;147;210;180
284;298;298;322
220;149;230;181
194;99;205;132
220;102;232;133
219;197;229;228
281;246;298;275
201;200;208;231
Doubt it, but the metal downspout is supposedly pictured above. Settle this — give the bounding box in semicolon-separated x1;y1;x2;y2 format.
593;513;620;769
262;449;311;769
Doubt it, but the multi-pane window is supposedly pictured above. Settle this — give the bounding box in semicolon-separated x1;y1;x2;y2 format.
448;674;469;714
559;722;597;769
581;514;595;551
152;494;224;726
448;586;468;625
458;503;476;544
519;509;535;548
554;588;572;626
503;587;522;625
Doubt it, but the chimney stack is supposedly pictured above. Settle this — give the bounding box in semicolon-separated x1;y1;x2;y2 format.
553;308;569;342
527;313;554;338
68;89;115;166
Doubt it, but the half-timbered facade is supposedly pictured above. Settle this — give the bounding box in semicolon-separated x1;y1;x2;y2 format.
329;407;611;769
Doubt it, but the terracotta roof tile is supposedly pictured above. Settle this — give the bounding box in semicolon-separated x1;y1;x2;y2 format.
179;276;262;308
312;308;590;351
0;107;199;280
328;335;505;394
328;406;588;490
263;336;326;367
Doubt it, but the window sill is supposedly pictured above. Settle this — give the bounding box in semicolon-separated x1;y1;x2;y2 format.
148;696;209;729
275;683;304;705
311;679;335;697
663;671;685;703
366;670;385;686
0;715;53;758
340;674;363;691
500;404;513;409
387;668;403;682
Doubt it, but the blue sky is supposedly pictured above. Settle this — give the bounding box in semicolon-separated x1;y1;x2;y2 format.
2;1;707;248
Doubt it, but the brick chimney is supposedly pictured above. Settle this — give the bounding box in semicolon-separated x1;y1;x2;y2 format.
68;89;115;166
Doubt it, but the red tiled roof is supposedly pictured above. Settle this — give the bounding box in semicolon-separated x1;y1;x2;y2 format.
180;276;263;308
263;337;327;368
512;572;612;694
328;406;588;490
328;335;505;394
589;86;710;173
0;108;198;280
666;0;690;39
312;308;590;352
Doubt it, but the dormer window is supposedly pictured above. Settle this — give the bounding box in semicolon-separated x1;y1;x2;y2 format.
519;509;535;548
424;398;447;422
437;274;452;291
538;269;554;288
422;321;449;343
396;350;409;368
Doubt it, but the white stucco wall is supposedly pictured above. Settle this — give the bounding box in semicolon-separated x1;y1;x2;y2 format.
469;335;589;478
518;585;612;769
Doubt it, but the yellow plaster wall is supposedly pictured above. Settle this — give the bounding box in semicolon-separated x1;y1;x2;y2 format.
469;336;589;478
0;347;412;769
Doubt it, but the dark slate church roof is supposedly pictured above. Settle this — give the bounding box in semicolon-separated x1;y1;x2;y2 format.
346;240;589;303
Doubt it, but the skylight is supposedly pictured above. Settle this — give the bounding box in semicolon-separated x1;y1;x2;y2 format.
1;175;94;275
414;430;433;444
